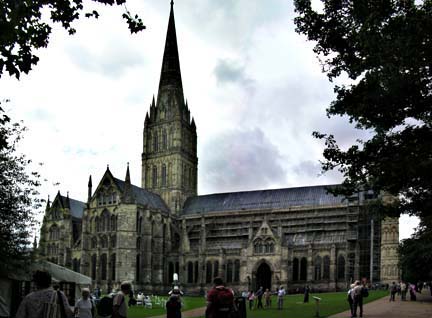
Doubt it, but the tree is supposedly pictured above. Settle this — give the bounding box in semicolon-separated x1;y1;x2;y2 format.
0;0;145;79
294;0;432;225
0;100;42;268
399;226;432;282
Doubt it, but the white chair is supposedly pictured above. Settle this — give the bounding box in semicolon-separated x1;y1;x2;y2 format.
144;296;152;309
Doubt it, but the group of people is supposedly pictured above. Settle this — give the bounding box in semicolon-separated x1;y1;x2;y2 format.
347;280;369;318
15;270;133;318
389;280;424;302
246;286;286;310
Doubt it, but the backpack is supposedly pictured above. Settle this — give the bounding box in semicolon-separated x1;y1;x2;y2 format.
361;288;369;298
215;288;238;318
43;291;66;318
98;296;114;317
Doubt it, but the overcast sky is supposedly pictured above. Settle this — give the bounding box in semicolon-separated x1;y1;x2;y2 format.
1;0;418;240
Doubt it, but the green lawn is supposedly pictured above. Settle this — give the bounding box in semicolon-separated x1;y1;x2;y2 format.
127;295;206;318
240;290;387;318
125;290;387;318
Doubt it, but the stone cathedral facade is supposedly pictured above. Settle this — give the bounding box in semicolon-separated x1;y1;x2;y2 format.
38;2;399;294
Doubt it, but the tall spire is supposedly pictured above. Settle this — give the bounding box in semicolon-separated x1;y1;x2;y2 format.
158;0;183;100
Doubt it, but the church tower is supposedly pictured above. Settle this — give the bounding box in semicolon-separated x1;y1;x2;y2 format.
142;1;198;214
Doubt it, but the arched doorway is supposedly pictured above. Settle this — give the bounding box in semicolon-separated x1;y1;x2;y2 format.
255;262;271;290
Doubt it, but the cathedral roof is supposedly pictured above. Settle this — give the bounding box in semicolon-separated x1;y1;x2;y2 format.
58;195;86;219
113;178;170;212
182;185;350;215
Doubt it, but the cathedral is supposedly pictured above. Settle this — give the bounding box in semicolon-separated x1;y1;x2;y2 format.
38;2;399;295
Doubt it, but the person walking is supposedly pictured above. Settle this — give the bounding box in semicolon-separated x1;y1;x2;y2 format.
303;285;310;303
247;291;255;310
277;286;286;310
263;289;271;308
74;288;95;318
347;284;355;318
352;280;365;318
205;277;235;318
389;282;397;301
255;287;264;309
112;282;132;318
166;295;182;318
15;270;73;318
400;281;407;301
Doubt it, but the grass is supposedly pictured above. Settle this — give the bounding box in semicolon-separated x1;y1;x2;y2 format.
127;290;387;318
127;295;206;318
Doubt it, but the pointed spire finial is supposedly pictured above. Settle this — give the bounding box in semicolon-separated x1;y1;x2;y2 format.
171;0;174;7
107;164;110;171
125;162;131;184
88;175;93;203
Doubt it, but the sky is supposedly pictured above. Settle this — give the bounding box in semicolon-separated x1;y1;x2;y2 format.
1;0;419;240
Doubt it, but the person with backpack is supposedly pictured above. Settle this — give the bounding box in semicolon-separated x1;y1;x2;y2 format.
15;270;73;318
205;277;236;318
166;295;182;318
74;288;95;318
352;280;365;318
112;282;132;318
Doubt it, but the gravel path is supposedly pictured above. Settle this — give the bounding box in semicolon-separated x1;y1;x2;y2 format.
329;290;432;318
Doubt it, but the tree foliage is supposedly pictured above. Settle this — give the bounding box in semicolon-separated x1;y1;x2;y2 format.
294;0;432;223
0;0;145;79
0;101;42;268
399;224;432;282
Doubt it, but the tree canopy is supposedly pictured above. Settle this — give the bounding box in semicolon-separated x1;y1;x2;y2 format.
0;0;145;79
0;101;42;268
294;0;432;225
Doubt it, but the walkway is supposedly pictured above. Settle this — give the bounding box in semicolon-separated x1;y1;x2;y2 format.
329;291;432;318
149;306;205;318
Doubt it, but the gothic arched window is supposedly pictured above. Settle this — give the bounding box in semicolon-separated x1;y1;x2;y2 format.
162;164;167;187
187;262;193;283
102;210;110;232
91;254;97;280
152;166;157;188
226;260;233;283
91;237;97;249
214;261;219;278
111;253;116;281
136;254;141;282
111;235;116;248
101;236;108;248
234;260;240;282
162;130;167;150
100;254;107;280
111;215;116;231
337;255;346;280
95;216;100;232
314;256;322;280
293;258;299;281
300;257;307;281
194;261;199;283
206;261;212;283
169;262;174;283
153;131;158;152
323;256;330;280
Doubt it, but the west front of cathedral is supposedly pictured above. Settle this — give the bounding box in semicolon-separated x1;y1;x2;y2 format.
37;2;399;294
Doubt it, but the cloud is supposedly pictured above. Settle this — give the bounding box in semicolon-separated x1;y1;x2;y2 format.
66;41;144;77
200;127;287;194
214;59;255;92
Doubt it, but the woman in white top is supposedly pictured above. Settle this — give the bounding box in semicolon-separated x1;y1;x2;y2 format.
74;288;94;318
